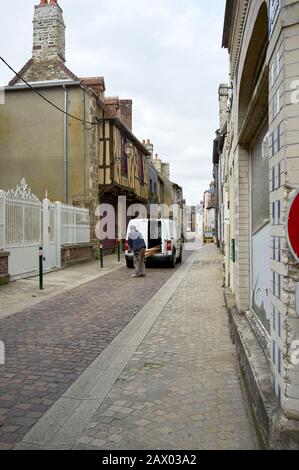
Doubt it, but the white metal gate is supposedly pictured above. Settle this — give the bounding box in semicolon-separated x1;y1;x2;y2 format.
5;179;42;278
0;179;91;280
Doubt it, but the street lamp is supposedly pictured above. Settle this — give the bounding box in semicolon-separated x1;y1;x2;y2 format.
124;141;133;159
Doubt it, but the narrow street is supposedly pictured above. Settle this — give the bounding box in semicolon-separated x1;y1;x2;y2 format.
0;252;191;449
2;245;257;450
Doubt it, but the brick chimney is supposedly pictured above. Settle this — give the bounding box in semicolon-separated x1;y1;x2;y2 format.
32;0;66;63
153;154;162;174
119;100;132;131
142;139;154;162
105;97;120;119
161;162;170;180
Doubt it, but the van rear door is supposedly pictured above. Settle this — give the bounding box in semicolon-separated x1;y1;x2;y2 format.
148;220;162;251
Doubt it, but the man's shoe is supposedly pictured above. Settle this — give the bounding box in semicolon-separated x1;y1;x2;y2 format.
131;274;141;278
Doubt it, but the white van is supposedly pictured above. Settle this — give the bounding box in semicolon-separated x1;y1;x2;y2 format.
125;219;183;269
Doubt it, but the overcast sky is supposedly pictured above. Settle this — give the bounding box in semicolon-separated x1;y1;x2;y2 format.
0;0;228;205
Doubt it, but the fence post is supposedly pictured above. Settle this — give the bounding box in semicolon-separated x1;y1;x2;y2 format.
55;201;62;268
43;198;50;271
0;190;6;250
74;210;77;245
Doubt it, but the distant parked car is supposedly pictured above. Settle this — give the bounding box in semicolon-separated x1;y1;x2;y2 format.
125;219;183;269
203;231;214;244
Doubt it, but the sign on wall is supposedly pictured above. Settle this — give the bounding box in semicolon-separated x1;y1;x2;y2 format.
269;0;281;37
287;191;299;264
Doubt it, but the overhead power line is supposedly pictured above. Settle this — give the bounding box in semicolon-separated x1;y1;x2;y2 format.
0;56;97;126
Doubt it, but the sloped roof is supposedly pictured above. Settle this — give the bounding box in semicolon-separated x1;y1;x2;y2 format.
9;59;79;86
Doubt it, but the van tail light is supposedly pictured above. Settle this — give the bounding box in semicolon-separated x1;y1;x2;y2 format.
125;240;129;252
167;240;172;251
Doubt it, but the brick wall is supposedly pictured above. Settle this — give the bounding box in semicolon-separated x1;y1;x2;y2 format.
61;244;93;267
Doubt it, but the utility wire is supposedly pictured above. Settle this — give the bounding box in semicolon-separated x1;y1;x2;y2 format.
0;56;98;126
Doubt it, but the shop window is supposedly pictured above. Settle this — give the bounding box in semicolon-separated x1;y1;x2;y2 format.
251;129;270;233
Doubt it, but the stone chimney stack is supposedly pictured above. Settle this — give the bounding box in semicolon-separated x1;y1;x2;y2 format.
218;83;229;131
119;100;133;131
32;0;66;63
161;162;170;180
142;139;154;161
153;154;162;174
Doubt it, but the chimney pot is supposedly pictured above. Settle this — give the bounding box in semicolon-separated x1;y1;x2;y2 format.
49;0;57;3
40;0;48;4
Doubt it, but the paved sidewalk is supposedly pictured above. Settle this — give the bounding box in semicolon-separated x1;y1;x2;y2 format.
17;245;257;450
0;254;124;319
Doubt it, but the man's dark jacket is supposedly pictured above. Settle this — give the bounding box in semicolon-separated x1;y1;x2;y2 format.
128;230;146;254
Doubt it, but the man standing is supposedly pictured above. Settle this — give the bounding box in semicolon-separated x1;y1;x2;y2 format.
128;225;146;278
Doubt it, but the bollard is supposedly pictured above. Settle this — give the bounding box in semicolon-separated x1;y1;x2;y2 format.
100;243;104;269
117;239;121;263
39;247;44;290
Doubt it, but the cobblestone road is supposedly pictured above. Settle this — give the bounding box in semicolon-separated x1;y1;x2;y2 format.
0;259;189;449
74;246;257;450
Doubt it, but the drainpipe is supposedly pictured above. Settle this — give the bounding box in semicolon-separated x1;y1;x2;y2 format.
63;85;68;203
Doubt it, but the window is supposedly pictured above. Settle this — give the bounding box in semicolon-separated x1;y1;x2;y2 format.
121;136;128;176
272;237;276;260
273;271;276;297
278;348;282;375
272;202;275;225
272;167;275;192
278;162;282;188
277;237;281;262
278;311;282;337
277;124;281;152
251;129;270;233
278;273;281;299
277;200;281;225
271;132;275;157
138;152;144;184
273;341;276;366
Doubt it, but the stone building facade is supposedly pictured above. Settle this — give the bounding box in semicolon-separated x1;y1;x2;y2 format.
0;0;149;255
218;0;299;448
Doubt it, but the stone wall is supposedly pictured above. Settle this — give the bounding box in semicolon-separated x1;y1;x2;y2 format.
221;0;299;426
32;2;66;63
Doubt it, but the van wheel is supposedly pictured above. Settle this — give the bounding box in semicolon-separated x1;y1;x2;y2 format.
170;250;176;269
126;259;134;269
177;247;183;264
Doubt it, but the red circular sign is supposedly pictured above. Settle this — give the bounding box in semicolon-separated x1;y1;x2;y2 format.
287;192;299;263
